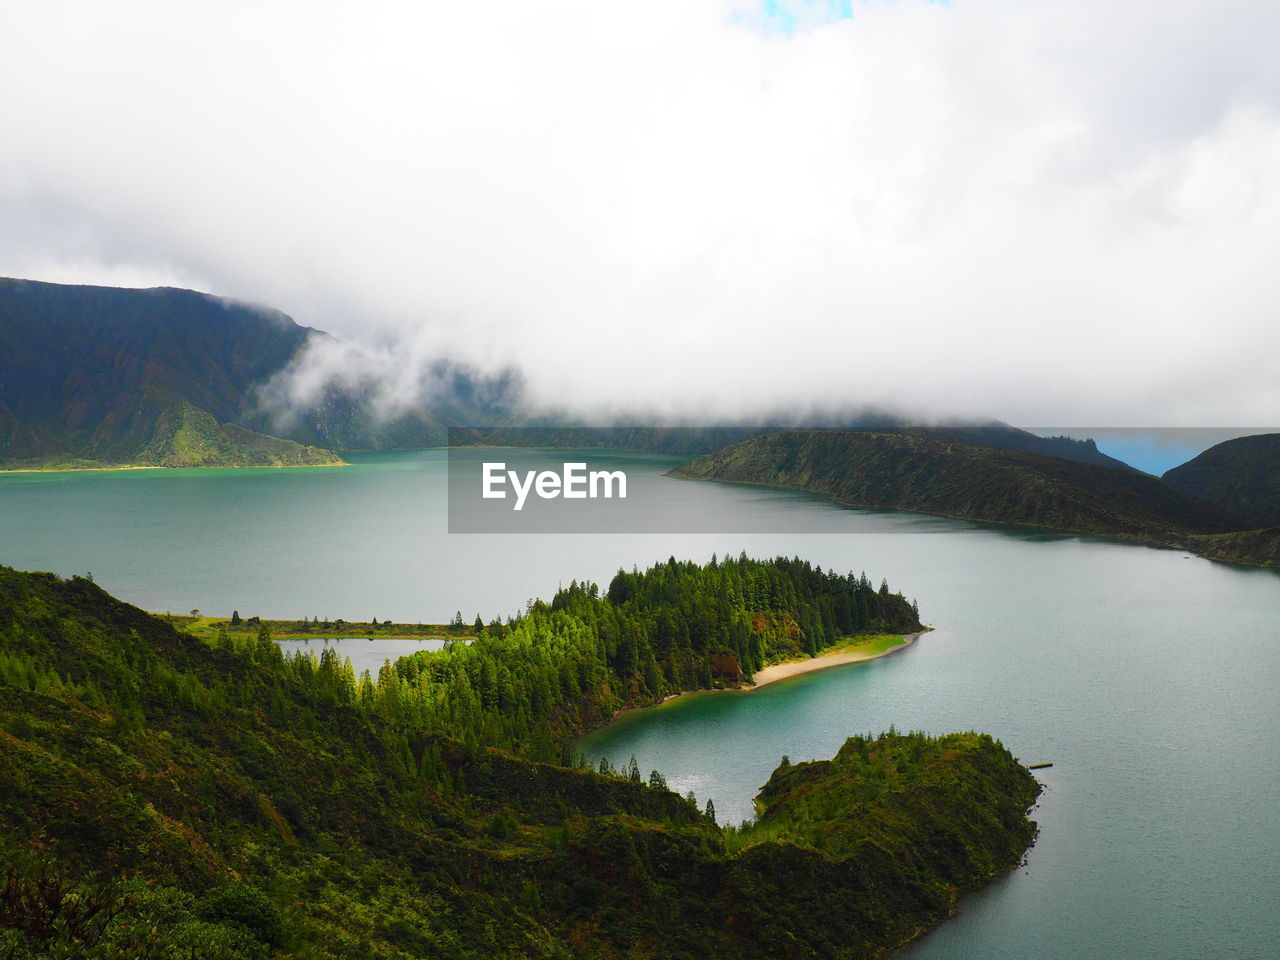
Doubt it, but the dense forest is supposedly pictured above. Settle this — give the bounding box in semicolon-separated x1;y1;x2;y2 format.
0;559;1038;959
288;554;922;761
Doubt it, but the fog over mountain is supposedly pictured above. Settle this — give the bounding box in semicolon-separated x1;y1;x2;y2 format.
3;1;1279;425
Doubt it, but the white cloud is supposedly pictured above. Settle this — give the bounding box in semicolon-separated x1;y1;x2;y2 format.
2;0;1278;425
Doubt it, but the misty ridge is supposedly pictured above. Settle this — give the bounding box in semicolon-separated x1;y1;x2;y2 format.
247;330;526;451
240;316;916;451
0;277;1174;469
240;303;1160;476
0;277;917;466
249;310;917;439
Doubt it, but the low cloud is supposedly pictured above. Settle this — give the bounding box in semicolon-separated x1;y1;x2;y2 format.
254;332;524;429
2;1;1279;426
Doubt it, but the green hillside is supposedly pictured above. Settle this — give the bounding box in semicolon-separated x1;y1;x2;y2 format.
670;430;1239;547
0;279;343;468
0;561;1039;958
0;278;518;468
1163;433;1280;530
1185;527;1280;568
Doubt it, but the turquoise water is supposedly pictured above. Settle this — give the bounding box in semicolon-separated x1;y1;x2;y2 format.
2;450;1278;957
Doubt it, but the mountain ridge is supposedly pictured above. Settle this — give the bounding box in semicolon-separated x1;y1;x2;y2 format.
1162;433;1280;530
668;430;1276;564
0;278;341;468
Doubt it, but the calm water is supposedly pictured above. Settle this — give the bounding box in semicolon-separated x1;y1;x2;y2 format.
2;450;1278;958
273;636;451;679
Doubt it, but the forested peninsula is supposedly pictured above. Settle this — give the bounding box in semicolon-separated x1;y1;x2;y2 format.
670;430;1280;568
0;557;1041;958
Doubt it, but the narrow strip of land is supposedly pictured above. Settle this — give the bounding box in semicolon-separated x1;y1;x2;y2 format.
746;630;927;690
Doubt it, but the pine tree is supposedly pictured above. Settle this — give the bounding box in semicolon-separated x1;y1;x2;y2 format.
704;798;716;824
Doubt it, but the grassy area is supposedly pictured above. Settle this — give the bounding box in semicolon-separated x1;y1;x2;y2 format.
758;632;910;669
158;614;480;644
823;632;910;658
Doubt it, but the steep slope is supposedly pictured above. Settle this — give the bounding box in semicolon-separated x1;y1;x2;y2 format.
0;564;1039;959
670;430;1238;545
1163;433;1280;529
0;278;341;468
0;277;526;465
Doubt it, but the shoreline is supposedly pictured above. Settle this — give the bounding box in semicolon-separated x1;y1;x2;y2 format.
592;629;930;733
746;629;928;690
0;460;347;474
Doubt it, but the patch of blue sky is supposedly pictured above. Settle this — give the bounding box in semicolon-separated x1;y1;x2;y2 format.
745;0;950;36
745;0;849;34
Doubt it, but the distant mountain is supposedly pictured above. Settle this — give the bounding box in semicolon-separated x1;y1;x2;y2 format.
1162;433;1280;529
0;278;340;468
0;278;521;468
670;430;1240;547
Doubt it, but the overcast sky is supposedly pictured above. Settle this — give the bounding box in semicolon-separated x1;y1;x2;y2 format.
2;1;1278;425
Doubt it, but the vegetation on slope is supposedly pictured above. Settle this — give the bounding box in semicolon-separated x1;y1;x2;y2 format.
671;430;1239;546
907;425;1137;473
0;278;345;469
0;278;511;468
0;561;1035;958
134;397;342;468
1162;433;1280;530
722;731;1042;954
1185;528;1280;568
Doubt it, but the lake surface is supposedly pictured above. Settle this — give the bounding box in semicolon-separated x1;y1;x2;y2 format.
273;636;451;678
2;449;1278;958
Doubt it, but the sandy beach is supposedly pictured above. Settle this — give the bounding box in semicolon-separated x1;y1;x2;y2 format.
745;630;928;690
597;630;931;730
